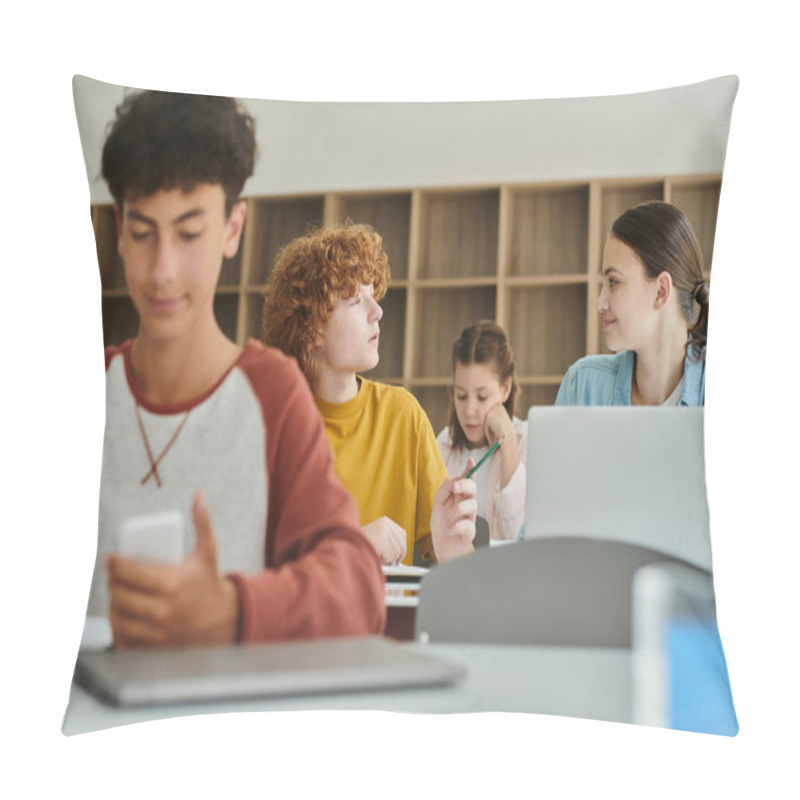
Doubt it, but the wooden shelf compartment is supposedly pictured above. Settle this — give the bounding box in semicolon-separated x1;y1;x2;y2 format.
517;383;561;413
508;184;590;278
329;192;412;281
244;195;325;286
410;286;497;378
598;180;666;250
506;284;587;376
417;189;500;280
666;177;721;271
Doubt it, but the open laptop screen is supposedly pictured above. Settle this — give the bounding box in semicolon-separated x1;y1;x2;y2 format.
524;406;712;571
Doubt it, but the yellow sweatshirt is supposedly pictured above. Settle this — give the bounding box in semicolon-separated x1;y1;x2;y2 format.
314;379;447;564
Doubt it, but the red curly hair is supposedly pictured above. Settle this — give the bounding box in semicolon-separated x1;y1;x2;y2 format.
263;223;390;386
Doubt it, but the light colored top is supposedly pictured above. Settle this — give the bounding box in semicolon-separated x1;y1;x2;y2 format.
436;417;527;541
96;340;386;642
315;378;448;565
555;349;706;407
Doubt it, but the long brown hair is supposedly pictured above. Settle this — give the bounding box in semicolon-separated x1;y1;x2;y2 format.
611;201;709;357
447;320;519;450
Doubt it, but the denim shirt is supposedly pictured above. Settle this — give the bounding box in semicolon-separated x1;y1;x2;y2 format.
555;349;705;406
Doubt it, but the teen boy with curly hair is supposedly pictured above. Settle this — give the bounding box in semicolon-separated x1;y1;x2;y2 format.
88;90;385;648
263;223;477;565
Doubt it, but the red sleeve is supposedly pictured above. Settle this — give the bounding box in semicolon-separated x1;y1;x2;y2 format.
228;344;386;642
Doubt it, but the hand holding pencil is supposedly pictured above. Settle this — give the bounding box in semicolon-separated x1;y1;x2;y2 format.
430;458;478;563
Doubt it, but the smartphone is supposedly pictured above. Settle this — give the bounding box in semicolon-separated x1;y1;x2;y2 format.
117;510;184;564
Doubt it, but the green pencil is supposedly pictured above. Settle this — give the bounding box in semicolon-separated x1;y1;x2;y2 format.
466;435;505;479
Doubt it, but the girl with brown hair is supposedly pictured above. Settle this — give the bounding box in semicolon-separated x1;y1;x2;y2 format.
437;320;527;542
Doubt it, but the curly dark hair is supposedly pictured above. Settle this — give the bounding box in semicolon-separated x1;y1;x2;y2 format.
101;89;256;214
263;223;390;387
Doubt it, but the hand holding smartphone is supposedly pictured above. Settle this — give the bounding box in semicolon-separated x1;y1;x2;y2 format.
117;510;184;564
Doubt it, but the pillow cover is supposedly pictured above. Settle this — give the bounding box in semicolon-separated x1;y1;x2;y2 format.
64;74;738;737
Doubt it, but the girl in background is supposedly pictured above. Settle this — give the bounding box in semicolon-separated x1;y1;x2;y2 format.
437;321;527;543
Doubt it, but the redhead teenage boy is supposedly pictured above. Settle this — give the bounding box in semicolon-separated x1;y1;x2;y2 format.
88;90;385;647
263;223;478;566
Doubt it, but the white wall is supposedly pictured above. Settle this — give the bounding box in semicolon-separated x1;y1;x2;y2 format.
73;74;738;203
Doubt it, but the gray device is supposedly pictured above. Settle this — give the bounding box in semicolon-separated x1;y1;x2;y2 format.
118;510;184;564
525;406;712;571
74;636;465;707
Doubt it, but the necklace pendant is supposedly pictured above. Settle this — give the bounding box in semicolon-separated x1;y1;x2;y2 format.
135;403;190;490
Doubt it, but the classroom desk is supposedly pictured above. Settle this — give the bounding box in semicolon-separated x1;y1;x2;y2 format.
62;642;631;736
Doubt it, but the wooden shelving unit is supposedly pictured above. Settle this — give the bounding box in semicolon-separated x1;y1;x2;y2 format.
92;174;721;432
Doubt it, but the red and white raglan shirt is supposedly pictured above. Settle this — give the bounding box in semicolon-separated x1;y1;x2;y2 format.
89;339;386;641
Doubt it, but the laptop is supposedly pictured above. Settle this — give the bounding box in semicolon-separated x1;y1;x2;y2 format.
524;406;712;571
74;635;465;707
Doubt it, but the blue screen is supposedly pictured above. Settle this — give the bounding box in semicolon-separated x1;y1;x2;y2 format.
668;618;739;736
